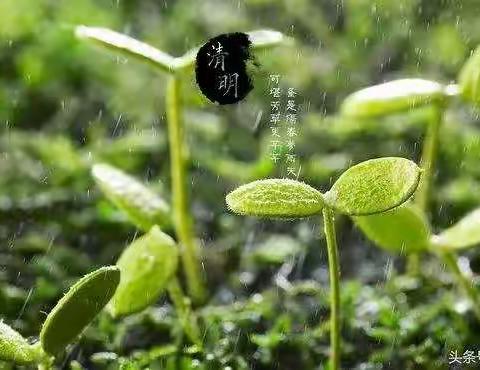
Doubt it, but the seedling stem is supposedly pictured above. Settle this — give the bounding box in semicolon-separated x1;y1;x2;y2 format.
166;75;206;303
323;207;341;370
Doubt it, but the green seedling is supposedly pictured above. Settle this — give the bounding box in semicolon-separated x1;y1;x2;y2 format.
338;62;480;272
109;226;178;317
356;203;480;321
76;25;288;303
226;157;421;370
91;163;201;345
0;266;119;369
339;47;480;274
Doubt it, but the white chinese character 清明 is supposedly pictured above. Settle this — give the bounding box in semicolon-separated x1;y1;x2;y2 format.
218;73;239;98
207;42;228;71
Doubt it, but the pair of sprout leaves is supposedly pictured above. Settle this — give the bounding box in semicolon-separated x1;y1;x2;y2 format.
226;156;421;218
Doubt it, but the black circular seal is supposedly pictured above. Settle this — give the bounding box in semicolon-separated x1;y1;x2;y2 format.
195;32;254;105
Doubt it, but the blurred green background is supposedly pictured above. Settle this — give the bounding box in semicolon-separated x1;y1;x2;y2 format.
2;0;480;369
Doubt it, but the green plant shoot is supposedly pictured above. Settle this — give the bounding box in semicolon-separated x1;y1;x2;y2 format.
226;157;421;370
91;163;201;344
76;25;288;303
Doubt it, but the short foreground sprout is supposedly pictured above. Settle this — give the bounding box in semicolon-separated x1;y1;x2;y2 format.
0;266;119;368
356;204;480;321
226;157;421;370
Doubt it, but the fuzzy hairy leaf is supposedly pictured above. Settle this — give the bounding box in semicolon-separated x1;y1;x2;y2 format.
226;179;324;218
459;46;480;106
0;322;42;364
434;208;480;250
341;79;446;118
325;157;421;215
40;266;120;355
75;25;176;73
92;163;171;231
109;226;178;317
355;204;430;253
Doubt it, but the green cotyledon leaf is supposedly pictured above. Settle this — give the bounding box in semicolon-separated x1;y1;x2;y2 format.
0;321;43;364
226;178;324;218
355;203;430;254
75;25;176;73
92;163;171;231
340;79;446;118
40;266;120;355
324;157;421;216
109;226;178;318
433;208;480;250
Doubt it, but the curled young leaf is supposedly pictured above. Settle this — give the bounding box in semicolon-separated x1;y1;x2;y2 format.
340;79;446;118
109;226;178;317
0;322;42;364
355;204;430;254
325;157;421;216
75;25;176;73
226;178;324;218
459;46;480;106
433;208;480;250
92;163;171;231
40;266;120;355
